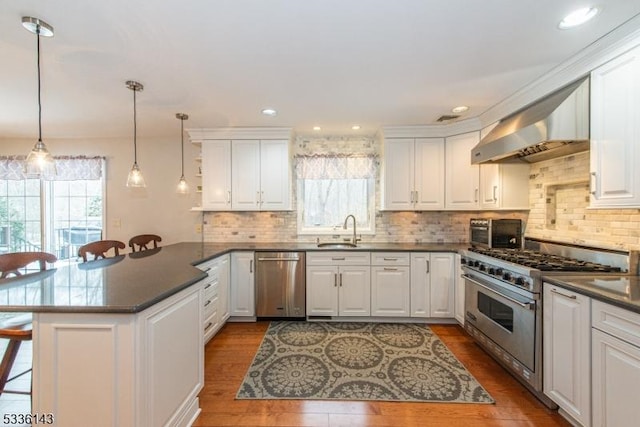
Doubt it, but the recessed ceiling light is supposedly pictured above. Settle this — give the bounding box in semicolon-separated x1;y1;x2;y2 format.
452;106;469;114
351;125;361;130
261;108;277;116
313;126;321;131
558;7;599;29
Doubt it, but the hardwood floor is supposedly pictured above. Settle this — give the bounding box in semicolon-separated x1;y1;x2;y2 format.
194;322;570;427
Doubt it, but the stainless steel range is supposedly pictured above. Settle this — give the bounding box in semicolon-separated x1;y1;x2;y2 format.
460;237;632;408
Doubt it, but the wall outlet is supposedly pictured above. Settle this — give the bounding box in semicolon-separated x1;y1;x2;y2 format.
195;223;202;234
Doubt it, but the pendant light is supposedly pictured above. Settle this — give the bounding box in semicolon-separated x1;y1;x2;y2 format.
22;17;56;179
125;80;145;187
176;113;189;194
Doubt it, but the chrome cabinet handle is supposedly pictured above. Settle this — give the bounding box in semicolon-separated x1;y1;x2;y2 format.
383;257;398;261
590;172;597;196
474;188;479;202
550;288;577;299
204;299;212;307
334;273;338;287
426;260;430;274
256;191;260;205
493;185;497;202
332;257;346;261
261;191;264;205
204;322;213;331
227;190;231;203
339;273;343;287
383;267;398;271
414;191;419;203
204;283;212;290
249;259;253;273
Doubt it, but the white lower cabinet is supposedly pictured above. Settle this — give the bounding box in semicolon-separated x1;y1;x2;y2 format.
32;283;203;427
410;252;455;318
306;252;371;317
592;300;640;427
543;284;591;427
197;254;231;343
371;253;411;317
230;251;255;318
454;254;465;325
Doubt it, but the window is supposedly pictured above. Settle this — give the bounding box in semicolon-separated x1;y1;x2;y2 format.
0;156;105;265
296;154;376;234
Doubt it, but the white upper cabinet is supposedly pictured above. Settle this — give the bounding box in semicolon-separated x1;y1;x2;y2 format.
445;131;480;210
590;45;640;208
191;128;292;211
231;139;291;211
479;163;530;210
382;138;445;210
201;141;232;210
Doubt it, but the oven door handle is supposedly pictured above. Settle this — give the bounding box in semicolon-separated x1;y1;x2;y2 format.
463;274;535;310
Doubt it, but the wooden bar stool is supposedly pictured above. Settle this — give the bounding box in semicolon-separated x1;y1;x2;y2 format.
0;251;57;397
128;234;162;252
78;240;125;262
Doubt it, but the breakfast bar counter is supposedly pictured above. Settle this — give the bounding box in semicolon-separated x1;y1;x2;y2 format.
0;241;465;427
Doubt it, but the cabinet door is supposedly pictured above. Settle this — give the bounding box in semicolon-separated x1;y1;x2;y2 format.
590;45;640;208
414;138;445;210
592;328;640;427
410;253;430;318
218;254;231;323
429;253;455;318
454;254;465;325
479;164;500;209
231;141;261;210
543;285;591;427
382;138;415;210
306;266;339;316
338;266;371;316
201;141;231;210
371;266;410;316
230;252;255;317
260;140;291;210
445;132;480;210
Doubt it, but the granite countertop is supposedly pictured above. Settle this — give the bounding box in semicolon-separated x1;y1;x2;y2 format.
543;275;640;314
0;241;465;314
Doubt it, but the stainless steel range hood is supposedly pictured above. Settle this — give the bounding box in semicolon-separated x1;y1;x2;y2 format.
471;76;590;164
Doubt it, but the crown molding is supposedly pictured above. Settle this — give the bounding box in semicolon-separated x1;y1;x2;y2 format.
186;127;293;141
380;117;482;139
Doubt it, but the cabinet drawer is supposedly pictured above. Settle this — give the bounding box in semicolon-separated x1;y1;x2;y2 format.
307;251;370;266
592;299;640;347
371;252;410;266
203;279;218;299
204;293;218;318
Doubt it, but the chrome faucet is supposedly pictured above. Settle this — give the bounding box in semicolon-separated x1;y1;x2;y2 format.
343;214;360;245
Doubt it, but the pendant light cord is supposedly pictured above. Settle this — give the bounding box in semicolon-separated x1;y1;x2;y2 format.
133;86;138;164
180;117;185;176
36;26;43;143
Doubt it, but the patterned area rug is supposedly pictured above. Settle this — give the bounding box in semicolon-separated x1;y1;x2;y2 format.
236;321;494;403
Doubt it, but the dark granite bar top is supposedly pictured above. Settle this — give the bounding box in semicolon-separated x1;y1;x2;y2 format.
0;241;465;314
543;275;640;314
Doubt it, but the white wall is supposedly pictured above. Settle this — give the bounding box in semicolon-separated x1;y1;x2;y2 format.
0;136;203;249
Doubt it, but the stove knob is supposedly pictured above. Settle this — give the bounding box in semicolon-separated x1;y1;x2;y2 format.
515;277;526;287
479;264;486;271
488;267;496;275
473;261;480;268
496;268;504;276
461;258;467;265
502;272;512;281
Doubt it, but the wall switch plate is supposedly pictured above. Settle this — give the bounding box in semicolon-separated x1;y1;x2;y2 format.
113;218;121;228
195;223;202;233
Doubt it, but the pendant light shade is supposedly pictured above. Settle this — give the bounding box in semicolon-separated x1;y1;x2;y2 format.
125;80;145;187
22;16;56;179
176;113;189;194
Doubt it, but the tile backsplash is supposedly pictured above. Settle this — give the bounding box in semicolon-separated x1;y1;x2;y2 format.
526;151;640;251
201;139;639;251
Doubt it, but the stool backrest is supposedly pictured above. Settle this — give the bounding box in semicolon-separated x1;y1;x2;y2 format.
78;240;126;262
128;234;162;252
0;251;57;278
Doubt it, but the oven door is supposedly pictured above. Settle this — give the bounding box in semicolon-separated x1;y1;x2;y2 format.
463;272;537;371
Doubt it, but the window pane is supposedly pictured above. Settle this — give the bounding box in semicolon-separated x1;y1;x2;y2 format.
8;180;25;197
25;179;40;196
25;196;40;221
54;181;69;197
0;180;41;256
69;181;86;197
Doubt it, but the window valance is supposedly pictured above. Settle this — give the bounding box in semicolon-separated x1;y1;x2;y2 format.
0;156;105;180
295;154;377;180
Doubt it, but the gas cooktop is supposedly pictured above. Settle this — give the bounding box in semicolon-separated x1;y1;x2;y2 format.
468;247;622;273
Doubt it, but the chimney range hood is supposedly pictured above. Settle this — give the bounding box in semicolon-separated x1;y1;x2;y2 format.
471;76;590;164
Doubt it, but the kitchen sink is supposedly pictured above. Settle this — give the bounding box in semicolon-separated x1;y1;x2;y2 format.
317;242;357;248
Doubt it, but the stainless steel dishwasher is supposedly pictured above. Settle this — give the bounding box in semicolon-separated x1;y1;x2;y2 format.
255;252;306;318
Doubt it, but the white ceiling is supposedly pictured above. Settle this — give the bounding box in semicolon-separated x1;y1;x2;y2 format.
2;0;640;140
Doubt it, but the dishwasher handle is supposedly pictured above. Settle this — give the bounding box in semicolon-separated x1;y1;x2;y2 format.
257;257;300;261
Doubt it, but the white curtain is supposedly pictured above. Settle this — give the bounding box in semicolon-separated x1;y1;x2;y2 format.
0;156;104;180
